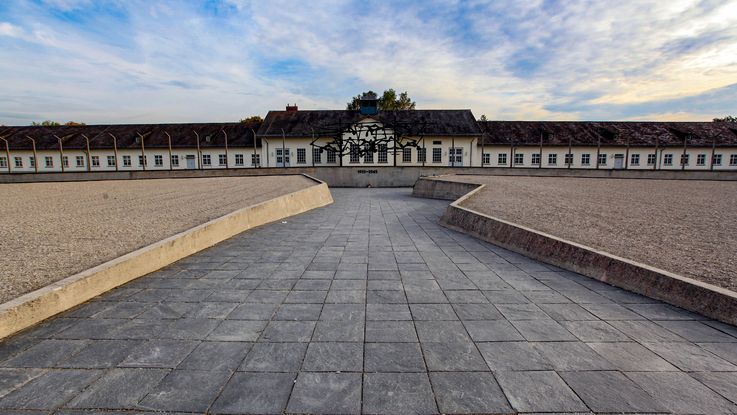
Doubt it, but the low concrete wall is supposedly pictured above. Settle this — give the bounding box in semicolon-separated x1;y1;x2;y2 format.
2;166;736;187
411;175;482;200
414;177;737;325
0;175;333;340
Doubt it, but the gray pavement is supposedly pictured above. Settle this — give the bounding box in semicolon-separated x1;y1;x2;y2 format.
1;187;736;414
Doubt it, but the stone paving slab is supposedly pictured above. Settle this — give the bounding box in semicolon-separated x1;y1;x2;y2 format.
0;188;736;414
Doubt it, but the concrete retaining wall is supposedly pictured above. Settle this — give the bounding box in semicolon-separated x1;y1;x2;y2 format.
2;166;736;187
0;175;333;340
414;177;737;325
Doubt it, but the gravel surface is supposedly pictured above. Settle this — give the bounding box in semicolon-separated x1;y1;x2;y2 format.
439;175;737;292
0;175;315;303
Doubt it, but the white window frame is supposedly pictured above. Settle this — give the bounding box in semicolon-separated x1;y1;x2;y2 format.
564;153;573;165
696;154;705;166
364;145;373;163
251;153;260;166
138;155;147;167
296;148;306;164
218;154;227;166
107;155;116;167
327;149;337;164
123;155;132;167
548;153;557;165
378;145;388;164
76;156;85;167
63;156;69;167
581;154;590;166
202;154;212;166
514;153;524;165
482;153;490;164
155;154;164;167
402;147;412;163
45;156;53;168
312;148;322;164
498;153;507;165
14;156;23;168
663;154;673;166
171;154;180;167
234;154;244;166
647;154;657;166
713;154;722;166
730;154;737;166
598;154;607;165
631;154;640;166
680;154;689;166
29;156;35;167
0;156;6;168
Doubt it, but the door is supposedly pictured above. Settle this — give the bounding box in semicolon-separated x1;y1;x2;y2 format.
276;148;291;167
614;154;624;169
448;148;463;166
186;155;196;169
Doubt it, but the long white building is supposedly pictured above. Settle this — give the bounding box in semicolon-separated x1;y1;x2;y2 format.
1;99;736;173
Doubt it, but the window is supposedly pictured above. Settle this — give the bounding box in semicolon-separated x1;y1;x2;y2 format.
378;144;388;163
514;153;524;165
581;154;590;165
350;144;360;164
402;147;412;163
417;147;426;163
45;156;53;168
90;156;99;167
218;154;227;166
432;148;442;163
202;154;211;166
251;153;260;166
663;154;673;166
598;154;607;165
432;140;442;145
14;157;22;168
730;154;737;166
0;156;6;168
171;155;180;167
138;155;147;167
235;154;243;166
297;148;306;164
498;153;507;165
63;156;69;167
548;153;557;165
364;145;373;163
312;148;322;164
565;153;573;165
680;154;689;166
631;154;640;166
327;149;336;164
531;153;541;165
713;154;722;166
647;154;657;166
482;153;490;164
123;155;131;167
107;156;116;167
155;155;164;167
29;156;35;168
697;154;706;166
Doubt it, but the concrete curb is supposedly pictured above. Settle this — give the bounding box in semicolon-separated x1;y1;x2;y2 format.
412;176;737;325
0;174;334;340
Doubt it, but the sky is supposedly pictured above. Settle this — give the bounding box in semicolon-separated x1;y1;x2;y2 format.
1;0;736;125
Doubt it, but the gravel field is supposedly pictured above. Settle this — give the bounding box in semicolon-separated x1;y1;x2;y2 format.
0;175;315;303
439;175;737;291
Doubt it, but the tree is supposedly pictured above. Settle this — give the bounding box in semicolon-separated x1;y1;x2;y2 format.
240;115;263;124
346;89;416;111
478;114;488;121
31;120;61;126
713;115;737;122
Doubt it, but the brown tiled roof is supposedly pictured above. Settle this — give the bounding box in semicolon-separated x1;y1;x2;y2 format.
0;122;261;151
478;121;737;147
258;110;481;137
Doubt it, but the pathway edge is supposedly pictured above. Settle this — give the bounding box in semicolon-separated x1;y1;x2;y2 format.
412;176;737;325
0;174;333;339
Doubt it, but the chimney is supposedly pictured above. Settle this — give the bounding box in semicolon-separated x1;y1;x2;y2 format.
286;103;298;112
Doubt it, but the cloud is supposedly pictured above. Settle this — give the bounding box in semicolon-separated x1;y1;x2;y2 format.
0;0;736;125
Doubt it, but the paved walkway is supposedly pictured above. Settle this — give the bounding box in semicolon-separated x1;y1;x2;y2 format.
1;188;736;414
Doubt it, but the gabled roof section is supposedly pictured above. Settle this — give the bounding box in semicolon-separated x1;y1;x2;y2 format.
478;121;737;147
258;109;481;137
0;122;262;151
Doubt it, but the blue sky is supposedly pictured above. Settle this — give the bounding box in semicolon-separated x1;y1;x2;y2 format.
1;0;736;125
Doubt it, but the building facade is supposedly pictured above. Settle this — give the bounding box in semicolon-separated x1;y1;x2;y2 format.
1;105;736;173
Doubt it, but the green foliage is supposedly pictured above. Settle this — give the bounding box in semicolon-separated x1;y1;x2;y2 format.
713;115;737;122
346;89;416;111
240;115;263;124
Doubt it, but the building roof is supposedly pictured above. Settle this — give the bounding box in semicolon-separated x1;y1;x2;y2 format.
258;110;481;137
479;121;737;147
0;122;261;151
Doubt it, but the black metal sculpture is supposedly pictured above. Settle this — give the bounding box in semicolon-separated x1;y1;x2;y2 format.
308;112;433;161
